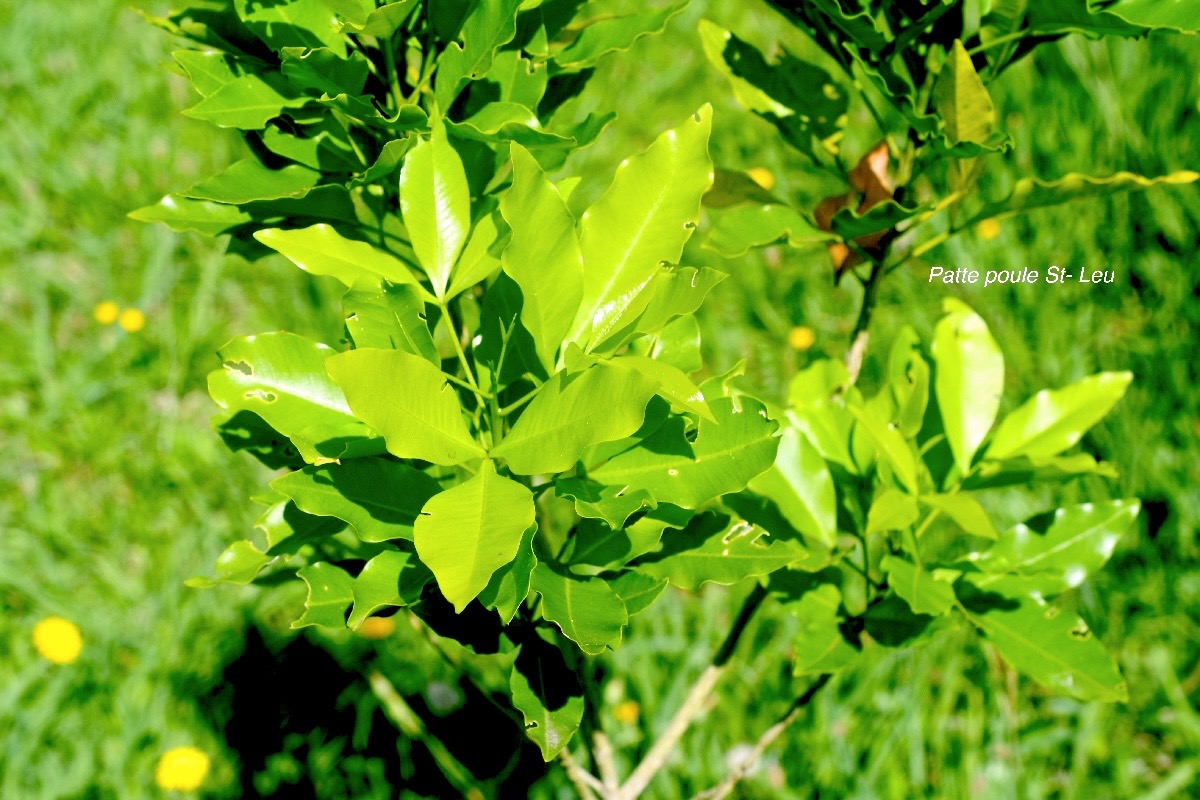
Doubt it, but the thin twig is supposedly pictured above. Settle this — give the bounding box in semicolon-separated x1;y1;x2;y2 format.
690;674;833;800
845;259;884;386
559;748;604;800
594;732;620;795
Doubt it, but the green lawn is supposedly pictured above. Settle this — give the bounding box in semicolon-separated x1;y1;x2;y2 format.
1;1;1197;797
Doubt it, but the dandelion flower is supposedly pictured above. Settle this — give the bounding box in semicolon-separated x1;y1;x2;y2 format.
33;616;82;665
94;301;120;325
977;218;1001;241
614;700;640;724
155;746;210;792
787;326;816;351
119;308;146;333
747;167;775;191
357;616;396;640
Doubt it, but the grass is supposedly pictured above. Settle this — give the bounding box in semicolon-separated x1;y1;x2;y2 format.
0;0;1197;797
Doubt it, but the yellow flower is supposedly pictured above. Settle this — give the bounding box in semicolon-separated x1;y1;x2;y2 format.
977;218;1001;241
357;616;396;640
155;746;210;792
94;301;120;325
118;307;146;333
32;616;82;665
747;167;775;191
614;700;640;724
787;325;816;351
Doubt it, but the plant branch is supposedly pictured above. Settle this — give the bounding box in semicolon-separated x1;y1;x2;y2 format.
690;674;833;800
616;584;769;800
559;748;603;800
594;732;621;795
845;259;884;386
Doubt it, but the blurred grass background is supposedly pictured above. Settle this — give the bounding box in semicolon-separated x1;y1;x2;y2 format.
0;0;1197;797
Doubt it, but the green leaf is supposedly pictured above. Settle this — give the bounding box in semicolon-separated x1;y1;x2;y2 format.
348;549;432;628
972;499;1140;594
921;494;998;539
272;458;441;542
413;460;535;612
882;556;958;616
342;282;439;361
553;2;688;67
612;355;713;422
788;360;858;471
1091;0;1200;33
932;299;1004;475
589;396;780;509
567;510;681;573
477;525;537;623
865;489;919;536
748;427;837;547
888;328;930;439
255;500;346;555
400;117;472;297
493;364;659;474
208;332;384;463
636;511;811;590
448;102;576;147
186;540;272;588
958;575;1127;702
556;477;656;531
969;171;1200;226
281;47;370;97
986;372;1133;461
499;144;584;371
531;563;628;654
184;74;308;130
787;582;859;676
849;405;920;494
339;0;419;36
446;213;502;299
965;453;1119;490
705;203;834;257
254;224;429;295
183;159;321;204
610;572;668;617
510;632;585;760
326;348;486;466
173;49;243;97
568;106;714;347
293;563;355;628
129;194;251;237
435;0;525;107
235;0;345;52
585;266;725;355
933;41;996;145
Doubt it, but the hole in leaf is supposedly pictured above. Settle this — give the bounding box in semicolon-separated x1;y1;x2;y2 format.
225;360;253;376
245;390;277;403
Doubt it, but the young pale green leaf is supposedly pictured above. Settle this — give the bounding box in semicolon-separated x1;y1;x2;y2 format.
254;224;429;295
958;575;1127;702
531;563;628;654
446;213;502;299
184;74;309;130
589;397;780;509
849;405;920;494
921;494;998;540
588;267;726;355
986;372;1133;461
477;526;537;623
635;511;811;590
932;299;1004;476
787;582;859;676
326;348;486;466
448;103;576;147
865;489;920;536
399;117;471;297
888;328;930;439
933;41;996;145
293;563;355;628
705;203;834;257
556;477;657;531
748;427;837;547
342;282;438;360
971;499;1140;594
492;364;659;474
348;549;431;628
788;359;858;471
435;0;525;107
337;0;418;35
968;171;1200;227
554;2;688;68
129;194;251;237
183;159;321;204
271;458;441;542
186;540;272;588
965;453;1119;490
413;460;534;612
510;633;585;760
568;106;714;347
499;144;584;371
610;356;713;421
254;500;346;555
881;556;958;616
208;332;384;463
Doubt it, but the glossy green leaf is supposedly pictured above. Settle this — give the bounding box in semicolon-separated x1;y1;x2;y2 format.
446;213;502;299
174;49;243;97
184;74;308;129
510;632;585;760
327;348;486;466
208;332;384;463
969;171;1200;227
965;453;1120;490
341;282;438;360
788;360;858;471
612;355;713;422
339;0;419;36
254;224;428;294
610;572;669;616
435;0;525;107
554;2;687;67
972;499;1140;593
348;549;431;628
1093;0;1200;33
413;460;534;612
888;328;930;439
748;427;837;547
129;194;251;237
882;556;958;616
183;159;321;204
531;563;628;654
589;397;779;509
400;117;472;297
849;405;920;494
958;575;1127;702
493;364;658;474
235;0;345;52
705;203;834;257
587;266;725;355
500;144;584;371
477;525;537;623
922;494;998;540
293;563;355;628
987;372;1133;461
448;102;575;147
934;41;996;145
932;299;1004;475
788;583;859;676
568;106;714;347
866;489;919;536
567;511;680;573
272;458;440;543
254;500;346;555
556;477;656;531
186;540;272;588
281;47;370;97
